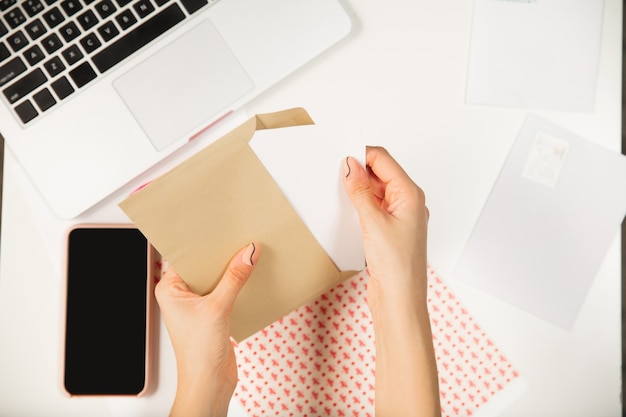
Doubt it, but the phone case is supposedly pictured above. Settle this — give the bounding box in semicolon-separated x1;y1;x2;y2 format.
60;223;156;397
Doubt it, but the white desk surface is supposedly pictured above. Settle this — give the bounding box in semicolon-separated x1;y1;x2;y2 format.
0;1;623;416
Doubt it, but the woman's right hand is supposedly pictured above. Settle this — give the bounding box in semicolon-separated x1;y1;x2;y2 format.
342;146;430;306
342;146;440;417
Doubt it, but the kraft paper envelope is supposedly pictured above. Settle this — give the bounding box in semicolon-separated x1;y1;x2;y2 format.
119;108;357;341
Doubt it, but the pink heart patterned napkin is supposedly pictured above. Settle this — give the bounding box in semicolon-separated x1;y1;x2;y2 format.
234;266;521;417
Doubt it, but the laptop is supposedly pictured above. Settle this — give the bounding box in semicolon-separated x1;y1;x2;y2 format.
0;0;352;218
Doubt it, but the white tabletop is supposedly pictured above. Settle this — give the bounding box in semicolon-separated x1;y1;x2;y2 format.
1;1;623;416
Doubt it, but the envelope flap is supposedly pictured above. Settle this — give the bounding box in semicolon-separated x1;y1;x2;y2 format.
254;107;314;132
119;108;344;341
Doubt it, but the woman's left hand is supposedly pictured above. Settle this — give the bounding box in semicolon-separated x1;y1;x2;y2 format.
155;242;260;417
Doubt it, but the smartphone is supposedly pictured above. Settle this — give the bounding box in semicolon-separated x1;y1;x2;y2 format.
63;224;153;396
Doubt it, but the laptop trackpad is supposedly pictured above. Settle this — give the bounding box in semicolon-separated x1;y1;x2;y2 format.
114;19;254;151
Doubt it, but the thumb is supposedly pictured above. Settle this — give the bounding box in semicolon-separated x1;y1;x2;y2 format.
342;156;381;221
155;265;195;306
210;242;260;312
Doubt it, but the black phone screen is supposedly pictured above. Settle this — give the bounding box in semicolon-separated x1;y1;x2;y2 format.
64;227;149;395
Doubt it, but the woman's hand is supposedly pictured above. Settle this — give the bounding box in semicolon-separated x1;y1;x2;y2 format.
343;146;440;417
155;243;260;417
343;146;429;306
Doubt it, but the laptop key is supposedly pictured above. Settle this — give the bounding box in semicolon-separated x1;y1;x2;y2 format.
14;99;38;123
0;0;16;11
51;75;74;99
77;10;98;30
69;61;96;87
25;18;46;40
80;32;101;53
94;0;116;18
133;0;154;18
92;3;185;73
60;21;81;42
43;7;64;28
42;33;62;53
98;21;119;41
180;0;205;15
0;56;26;86
33;87;56;111
5;7;26;28
0;43;10;62
7;30;28;52
3;68;47;103
115;9;136;30
60;0;82;16
23;0;44;17
62;44;83;65
23;44;45;65
43;56;65;77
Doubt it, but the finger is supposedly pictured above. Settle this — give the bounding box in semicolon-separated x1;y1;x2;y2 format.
366;164;385;204
366;146;427;215
342;156;382;220
210;242;260;312
365;146;414;188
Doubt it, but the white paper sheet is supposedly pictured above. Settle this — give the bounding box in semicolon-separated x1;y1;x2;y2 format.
466;0;604;112
250;124;365;271
454;114;626;329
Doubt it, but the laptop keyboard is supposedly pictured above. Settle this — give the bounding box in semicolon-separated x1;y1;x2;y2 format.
0;0;216;124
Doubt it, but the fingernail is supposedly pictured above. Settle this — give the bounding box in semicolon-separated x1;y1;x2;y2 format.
242;242;256;266
343;156;352;178
229;336;239;348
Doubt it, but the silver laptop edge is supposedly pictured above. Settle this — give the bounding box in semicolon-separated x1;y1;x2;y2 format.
0;0;352;218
